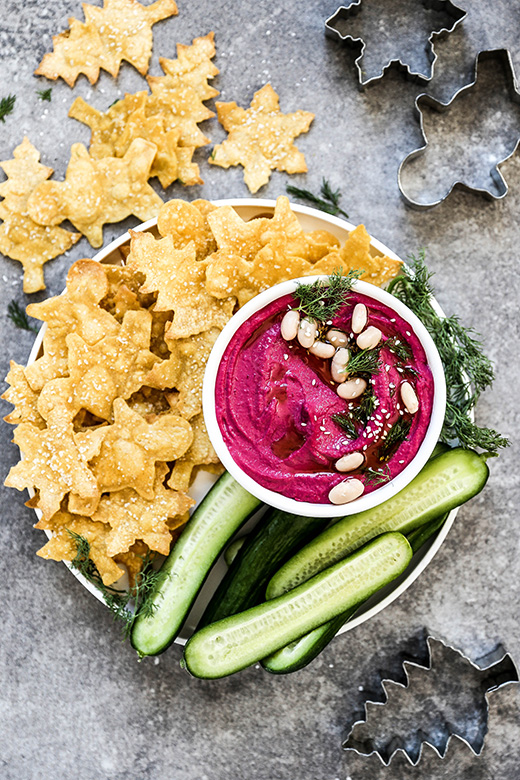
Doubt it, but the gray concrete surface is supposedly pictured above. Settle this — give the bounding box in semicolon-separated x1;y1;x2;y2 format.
1;1;519;778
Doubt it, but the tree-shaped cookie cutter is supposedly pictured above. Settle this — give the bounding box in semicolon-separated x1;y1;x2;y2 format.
325;0;466;90
343;634;519;765
398;49;520;209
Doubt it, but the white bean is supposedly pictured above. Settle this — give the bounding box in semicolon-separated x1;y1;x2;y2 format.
309;341;336;359
400;381;419;414
352;303;368;334
331;347;350;383
356;326;382;350
281;309;300;340
326;328;348;348
328;478;365;505
335;452;364;472
297;317;317;348
337;377;367;399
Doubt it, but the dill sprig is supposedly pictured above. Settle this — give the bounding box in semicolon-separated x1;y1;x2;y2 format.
352;390;377;425
294;268;361;322
384;335;411;362
364;465;391;486
331;411;358;438
68;530;166;637
345;347;381;376
108;97;121;109
286;178;349;219
0;94;16;123
380;418;411;460
37;88;52;102
7;300;38;332
387;252;508;452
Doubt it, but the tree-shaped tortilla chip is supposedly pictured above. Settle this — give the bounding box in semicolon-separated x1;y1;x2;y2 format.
0;138;80;292
210;83;314;193
35;0;178;86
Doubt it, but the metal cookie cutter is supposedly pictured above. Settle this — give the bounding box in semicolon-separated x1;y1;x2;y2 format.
325;0;466;90
343;634;519;766
398;49;520;209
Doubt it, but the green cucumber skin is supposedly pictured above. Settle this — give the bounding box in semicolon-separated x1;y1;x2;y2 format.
183;533;412;679
262;510;450;675
199;510;330;628
267;448;488;600
131;472;262;657
224;537;247;567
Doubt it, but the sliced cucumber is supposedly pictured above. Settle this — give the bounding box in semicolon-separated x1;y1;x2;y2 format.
183;533;412;679
131;472;262;656
199;509;330;628
267;448;488;600
224;537;247;567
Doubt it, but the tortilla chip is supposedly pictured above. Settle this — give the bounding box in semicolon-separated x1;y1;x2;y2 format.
92;466;194;556
151;32;219;102
127;230;235;338
27;139;163;248
35;510;124;586
2;361;45;429
156;198;213;257
5;420;100;521
0;137;80;292
77;397;193;498
210;83;314;193
167;412;219;491
37;377;81;424
35;0;178;86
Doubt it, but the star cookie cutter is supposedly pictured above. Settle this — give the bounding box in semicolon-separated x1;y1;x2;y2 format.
325;0;466;90
343;634;519;766
398;49;520;209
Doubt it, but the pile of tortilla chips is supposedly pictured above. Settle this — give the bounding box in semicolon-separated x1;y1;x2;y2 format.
3;195;401;586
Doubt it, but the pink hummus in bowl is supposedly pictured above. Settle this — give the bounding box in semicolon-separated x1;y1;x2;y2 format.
203;276;446;518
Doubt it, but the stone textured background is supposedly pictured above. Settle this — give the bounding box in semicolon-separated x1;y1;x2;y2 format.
1;1;519;778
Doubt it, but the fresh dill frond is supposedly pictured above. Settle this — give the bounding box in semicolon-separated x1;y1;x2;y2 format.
0;94;16;123
294;268;361;322
108;98;121;109
384;335;411;362
331;412;358;438
364;465;391;486
345;347;381;376
352;390;377;425
7;300;38;332
380;418;411;460
286;177;349;218
387;251;508;452
37;88;52;102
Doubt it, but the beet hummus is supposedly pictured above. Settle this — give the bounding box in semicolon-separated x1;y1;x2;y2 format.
215;288;434;505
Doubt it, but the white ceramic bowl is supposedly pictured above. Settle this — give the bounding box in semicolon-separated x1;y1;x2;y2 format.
203;276;446;518
24;198;457;643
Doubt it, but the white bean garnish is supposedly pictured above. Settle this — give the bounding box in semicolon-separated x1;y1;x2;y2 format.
281;310;300;340
309;341;336;359
326;328;348;348
297;317;317;348
337;377;367;399
335;452;364;472
400;381;419;414
352;303;367;334
356;326;382;350
328;478;365;504
331;347;350;383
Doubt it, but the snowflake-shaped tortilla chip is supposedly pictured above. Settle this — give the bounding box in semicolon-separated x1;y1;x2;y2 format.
311;224;402;286
2;361;45;429
35;0;178;86
27;139;163;247
35;509;124;586
5;420;101;521
77;397;193;498
210;83;314;193
66;309;160;421
127;230;235;338
0;138;80;292
92;465;194;557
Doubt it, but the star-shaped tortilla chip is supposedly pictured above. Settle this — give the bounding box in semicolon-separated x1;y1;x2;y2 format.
35;0;178;86
210;83;314;193
77;397;193;498
127;230;235;338
2;361;45;429
92;465;194;556
0;138;80;292
5;420;101;521
27;139;163;247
